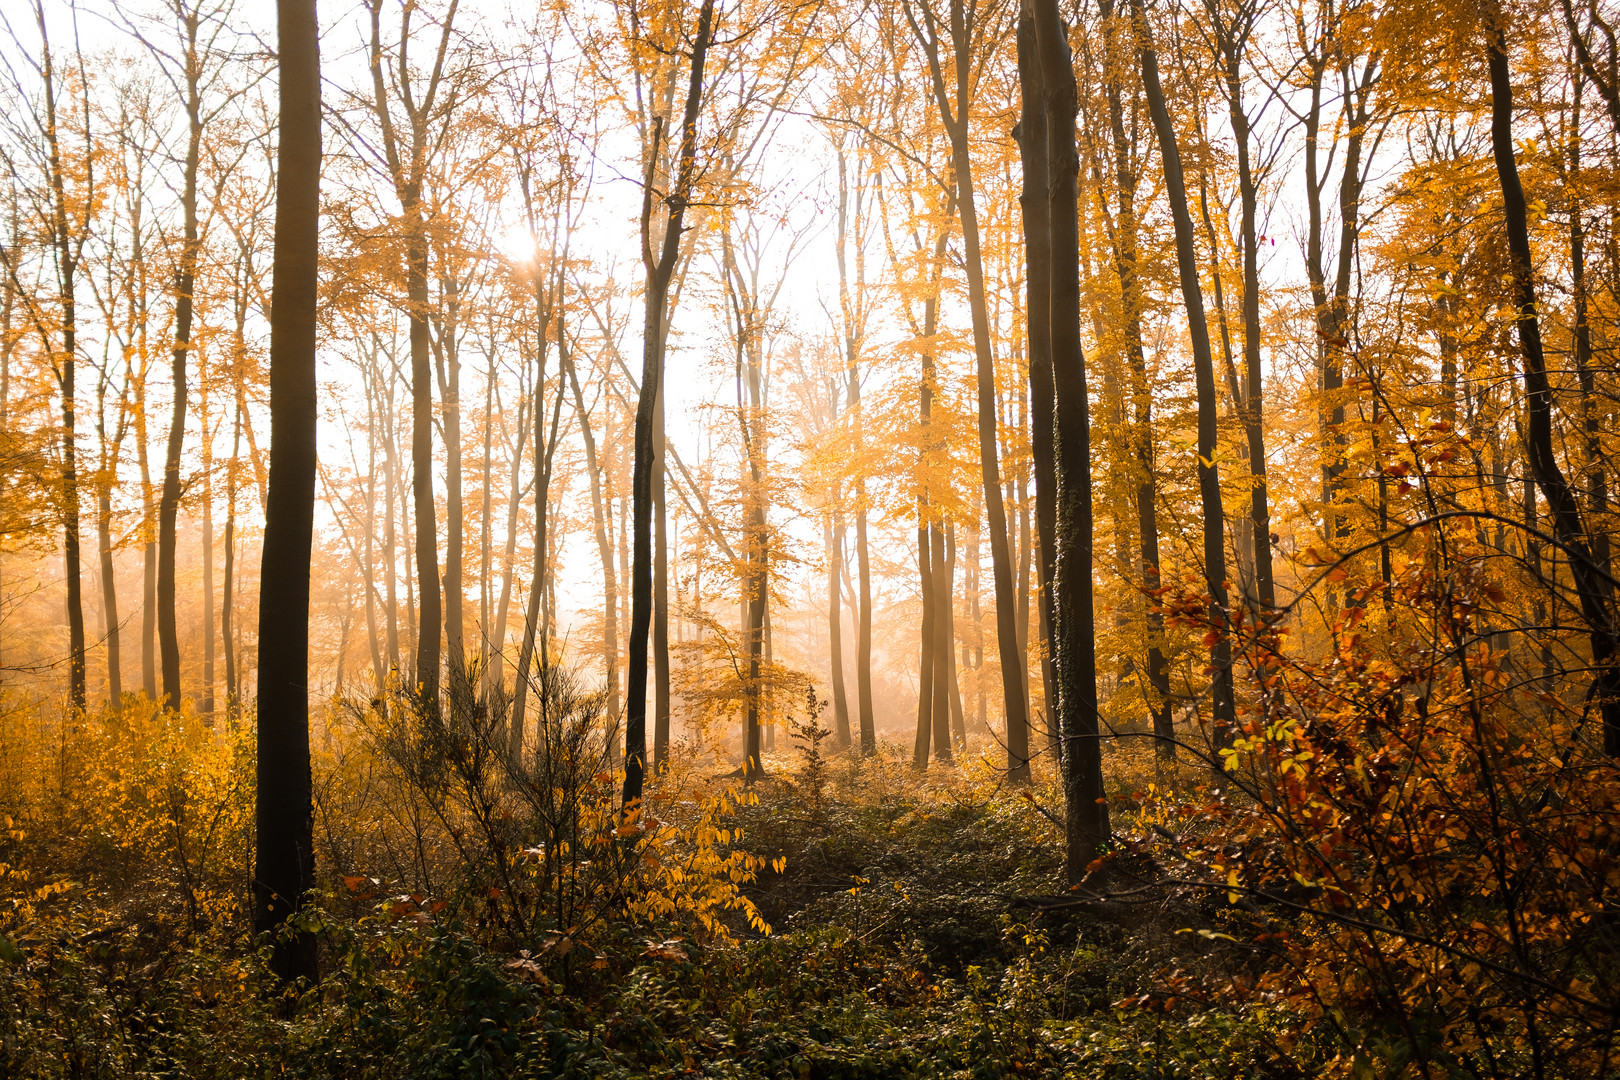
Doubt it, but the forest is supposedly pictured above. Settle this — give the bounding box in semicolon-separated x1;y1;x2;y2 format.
1;0;1617;1075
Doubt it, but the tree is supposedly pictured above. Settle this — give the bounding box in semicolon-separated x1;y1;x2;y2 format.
624;0;716;809
359;0;465;710
1486;3;1620;754
255;0;319;985
904;0;1031;772
1030;0;1110;873
1129;0;1237;753
139;0;240;711
0;1;98;715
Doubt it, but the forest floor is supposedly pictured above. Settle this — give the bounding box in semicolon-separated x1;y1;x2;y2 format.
1;720;1334;1080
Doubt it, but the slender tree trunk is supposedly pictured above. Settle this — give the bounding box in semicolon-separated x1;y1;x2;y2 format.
1487;14;1620;753
378;349;400;675
1015;449;1031;707
159;19;206;711
1033;0;1111;871
255;0;320;984
855;499;875;754
910;0;1031;778
511;312;565;761
567;345;619;731
931;520;954;760
223;398;240;713
946;519;966;747
1210;13;1275;613
438;283;466;706
653;375;671;771
1010;11;1046;784
827;515;852;748
30;14;89;714
1098;0;1172;757
1130;0;1237;753
835;146;877;757
1568;79;1610;583
202;403;215;718
478;341;495;684
407;226;440;708
97;458;121;702
624;0;714;808
913;516;935;768
364;399;384;688
139;404;157;700
491;377;529;707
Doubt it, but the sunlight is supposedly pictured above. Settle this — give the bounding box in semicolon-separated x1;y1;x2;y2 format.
498;224;539;263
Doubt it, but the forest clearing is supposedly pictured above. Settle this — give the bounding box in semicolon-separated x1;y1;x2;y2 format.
1;0;1618;1075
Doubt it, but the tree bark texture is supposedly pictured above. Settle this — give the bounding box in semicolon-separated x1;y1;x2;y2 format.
255;0;320;985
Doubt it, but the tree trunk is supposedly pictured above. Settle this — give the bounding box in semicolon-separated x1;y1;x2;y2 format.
913;517;935;769
97;459;121;703
437;279;466;707
855;501;875;755
30;11;89;714
653;374;671;771
510;306;565;761
159;11;206;711
1010;11;1046;785
1129;0;1236;753
201;399;215;719
566;344;619;730
1487;14;1620;754
827;515;852;748
407;225;440;708
946;519;966;747
1099;0;1173;757
223;398;240;714
140;410;157;700
1033;0;1111;872
909;0;1031;780
835;144;877;757
255;0;320;985
1204;7;1276;614
931;520;954;761
624;0;714;809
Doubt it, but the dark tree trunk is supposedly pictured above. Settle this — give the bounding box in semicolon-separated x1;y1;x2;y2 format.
625;0;714;809
364;0;458;713
653;378;671;771
255;0;320;985
1487;15;1620;754
159;7;206;711
931;520;953;762
511;306;567;760
913;517;935;769
97;469;121;702
1011;11;1046;785
407;228;440;709
1130;0;1237;753
1209;7;1275;614
202;419;215;717
28;10;89;714
1033;0;1110;874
